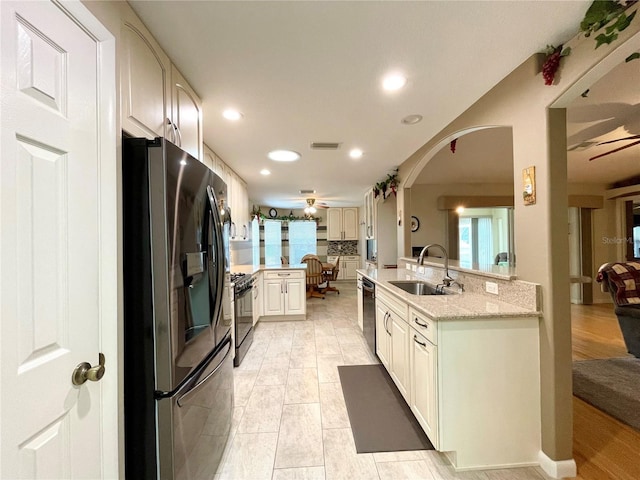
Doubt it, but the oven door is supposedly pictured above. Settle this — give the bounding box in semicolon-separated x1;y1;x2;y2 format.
233;285;254;366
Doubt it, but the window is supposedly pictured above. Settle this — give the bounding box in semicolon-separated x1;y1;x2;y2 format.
264;220;282;266
288;220;317;264
458;208;511;266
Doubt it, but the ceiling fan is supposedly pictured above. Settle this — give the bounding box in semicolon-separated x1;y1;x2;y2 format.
303;198;329;214
589;134;640;161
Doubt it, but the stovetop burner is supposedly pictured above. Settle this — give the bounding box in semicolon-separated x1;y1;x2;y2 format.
230;272;253;293
230;273;246;282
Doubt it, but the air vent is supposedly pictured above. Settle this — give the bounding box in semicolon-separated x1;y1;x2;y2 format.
310;142;341;150
300;189;316;194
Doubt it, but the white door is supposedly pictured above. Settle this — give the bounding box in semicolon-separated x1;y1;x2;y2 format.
327;208;343;240
1;1;117;478
263;280;284;315
343;207;358;240
284;278;305;315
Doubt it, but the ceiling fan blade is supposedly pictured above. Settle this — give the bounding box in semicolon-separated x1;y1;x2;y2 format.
589;139;640;161
596;134;640;146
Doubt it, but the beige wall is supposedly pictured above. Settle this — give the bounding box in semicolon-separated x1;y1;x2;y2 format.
396;13;640;467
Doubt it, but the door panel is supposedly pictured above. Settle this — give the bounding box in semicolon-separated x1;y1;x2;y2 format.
1;1;115;477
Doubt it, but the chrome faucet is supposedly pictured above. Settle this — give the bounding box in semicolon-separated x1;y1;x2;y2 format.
417;243;454;287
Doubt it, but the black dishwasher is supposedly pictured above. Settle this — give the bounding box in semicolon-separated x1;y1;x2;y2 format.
362;278;376;354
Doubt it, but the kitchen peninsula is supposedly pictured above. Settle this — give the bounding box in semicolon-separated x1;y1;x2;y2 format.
357;260;542;472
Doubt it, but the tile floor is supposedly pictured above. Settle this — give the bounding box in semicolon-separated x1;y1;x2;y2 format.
215;282;553;480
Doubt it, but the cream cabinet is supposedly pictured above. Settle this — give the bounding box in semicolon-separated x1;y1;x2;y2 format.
262;270;306;318
202;145;215;171
410;326;438;448
357;274;364;331
228;170;249;241
120;13;202;160
375;300;391;369
364;190;376;239
120;17;171;140
327;255;360;280
327;207;358;241
170;64;203;160
368;280;540;470
376;289;410;402
252;273;262;326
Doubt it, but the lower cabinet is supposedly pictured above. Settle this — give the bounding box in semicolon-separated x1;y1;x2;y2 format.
252;273;262;326
372;282;540;470
390;312;410;401
356;274;364;331
262;270;306;318
375;289;409;401
327;255;360;280
410;327;438;449
375;300;391;369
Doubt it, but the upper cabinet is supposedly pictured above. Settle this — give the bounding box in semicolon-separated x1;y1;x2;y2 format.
121;18;171;140
327;207;359;241
169;64;203;160
120;10;202;159
364;190;376;240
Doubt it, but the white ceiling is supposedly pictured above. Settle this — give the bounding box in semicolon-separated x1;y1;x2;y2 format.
129;0;597;208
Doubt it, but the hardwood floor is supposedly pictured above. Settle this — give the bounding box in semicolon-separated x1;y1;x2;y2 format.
570;303;640;480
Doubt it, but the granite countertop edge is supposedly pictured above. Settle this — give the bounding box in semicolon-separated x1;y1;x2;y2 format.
358;268;540;320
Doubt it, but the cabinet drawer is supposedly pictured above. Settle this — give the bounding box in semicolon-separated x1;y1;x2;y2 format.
376;289;407;319
264;270;304;280
344;255;360;261
409;307;437;345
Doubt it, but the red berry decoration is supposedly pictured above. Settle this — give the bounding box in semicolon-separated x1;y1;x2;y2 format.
541;45;571;86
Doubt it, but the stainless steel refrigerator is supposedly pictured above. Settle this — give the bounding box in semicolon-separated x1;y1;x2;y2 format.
122;137;234;479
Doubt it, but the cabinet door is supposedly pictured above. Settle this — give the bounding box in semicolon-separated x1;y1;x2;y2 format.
202;146;215;170
252;283;260;326
170;64;202;160
410;330;438;448
375;300;391;369
284;278;306;315
343;260;359;280
327;208;343;240
263;279;284;316
390;313;410;401
357;276;364;331
121;21;171;139
343;207;359;240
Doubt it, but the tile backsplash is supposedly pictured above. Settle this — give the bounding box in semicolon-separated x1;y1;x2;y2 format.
327;241;358;255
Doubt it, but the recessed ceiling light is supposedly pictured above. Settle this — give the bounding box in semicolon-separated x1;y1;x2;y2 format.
456;206;465;214
260;169;271;175
268;150;301;162
382;74;407;91
222;109;243;121
349;148;363;159
401;114;423;125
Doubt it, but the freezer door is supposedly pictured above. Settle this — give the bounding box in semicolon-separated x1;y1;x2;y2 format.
157;334;234;480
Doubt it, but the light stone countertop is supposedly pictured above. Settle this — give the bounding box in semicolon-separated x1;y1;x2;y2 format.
231;264;307;276
358;267;540;320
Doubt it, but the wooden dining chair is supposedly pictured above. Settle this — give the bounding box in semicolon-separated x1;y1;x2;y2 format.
302;257;325;299
323;256;340;294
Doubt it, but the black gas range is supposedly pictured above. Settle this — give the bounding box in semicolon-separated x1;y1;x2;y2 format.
230;273;254;366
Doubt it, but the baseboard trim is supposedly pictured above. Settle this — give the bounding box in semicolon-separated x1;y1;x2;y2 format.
538;451;577;479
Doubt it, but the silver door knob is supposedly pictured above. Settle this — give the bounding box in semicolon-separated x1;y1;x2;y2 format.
72;353;106;385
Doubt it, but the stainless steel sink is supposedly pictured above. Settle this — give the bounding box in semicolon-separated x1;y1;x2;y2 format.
388;280;448;295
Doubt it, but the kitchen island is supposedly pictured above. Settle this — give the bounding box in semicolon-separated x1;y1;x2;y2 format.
357;264;541;472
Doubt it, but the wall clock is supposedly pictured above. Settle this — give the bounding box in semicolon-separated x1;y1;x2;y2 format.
411;216;420;232
269;208;278;218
